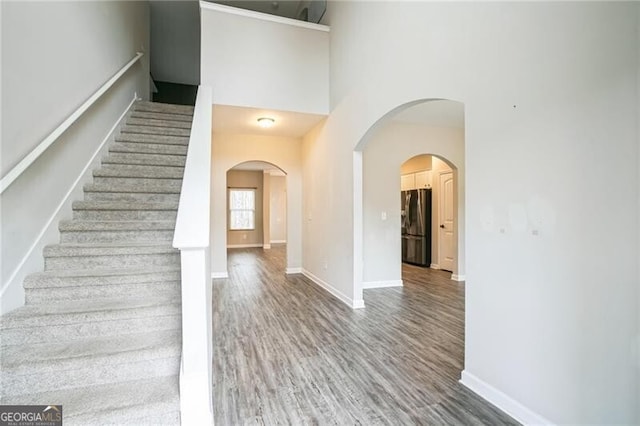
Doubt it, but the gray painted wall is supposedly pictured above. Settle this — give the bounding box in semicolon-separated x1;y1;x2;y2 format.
0;1;150;313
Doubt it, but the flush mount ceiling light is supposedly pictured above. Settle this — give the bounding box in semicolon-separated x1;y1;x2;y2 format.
257;117;275;128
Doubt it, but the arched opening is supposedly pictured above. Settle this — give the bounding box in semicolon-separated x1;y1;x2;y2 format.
226;160;288;274
353;98;465;304
352;96;468;393
400;153;458;274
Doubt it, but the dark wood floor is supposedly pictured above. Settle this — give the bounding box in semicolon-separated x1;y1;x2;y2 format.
213;246;517;425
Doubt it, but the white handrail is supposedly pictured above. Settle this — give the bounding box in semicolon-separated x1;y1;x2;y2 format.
173;85;214;425
0;52;144;194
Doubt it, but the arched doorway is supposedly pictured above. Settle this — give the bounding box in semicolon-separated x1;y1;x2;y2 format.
226;160;288;272
353;98;465;305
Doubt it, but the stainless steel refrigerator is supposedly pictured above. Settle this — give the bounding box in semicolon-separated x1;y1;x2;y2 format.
401;188;432;266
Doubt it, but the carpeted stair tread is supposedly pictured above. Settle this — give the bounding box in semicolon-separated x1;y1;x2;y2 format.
0;295;180;329
0;376;180;425
110;141;188;156
115;132;189;146
84;181;182;194
24;266;181;288
102;152;186;167
73;200;179;211
93;164;185;179
126;117;192;129
2;329;180;371
60;220;176;231
121;124;190;137
131;110;193;122
134;101;194;115
44;242;178;257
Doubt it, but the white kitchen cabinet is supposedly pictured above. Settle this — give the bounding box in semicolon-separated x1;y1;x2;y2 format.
402;170;431;191
401;174;415;191
415;170;432;188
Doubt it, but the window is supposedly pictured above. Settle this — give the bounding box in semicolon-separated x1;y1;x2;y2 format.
229;188;255;230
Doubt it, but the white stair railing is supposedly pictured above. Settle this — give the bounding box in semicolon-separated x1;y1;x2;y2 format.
173;86;214;425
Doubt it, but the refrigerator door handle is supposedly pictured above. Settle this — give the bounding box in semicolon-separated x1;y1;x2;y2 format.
417;190;424;235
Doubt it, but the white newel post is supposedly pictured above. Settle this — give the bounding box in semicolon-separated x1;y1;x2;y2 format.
173;86;214;425
178;248;213;424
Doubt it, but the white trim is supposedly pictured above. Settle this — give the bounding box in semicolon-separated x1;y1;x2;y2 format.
430;263;441;270
0;95;137;308
211;271;229;279
286;267;302;274
263;243;271;249
270;240;287;244
301;268;365;309
451;274;466;281
362;280;403;289
199;1;330;32
227;244;263;248
460;371;553;425
0;53;144;194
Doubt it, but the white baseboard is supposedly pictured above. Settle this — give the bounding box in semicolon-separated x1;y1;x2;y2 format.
301;268;365;309
270;240;286;244
451;273;466;281
430;263;441;269
227;244;263;248
460;370;552;425
263;243;271;249
362;279;403;289
285;267;302;274
0;95;136;315
211;271;229;279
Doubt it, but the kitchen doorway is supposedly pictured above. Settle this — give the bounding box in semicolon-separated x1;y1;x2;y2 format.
400;154;456;273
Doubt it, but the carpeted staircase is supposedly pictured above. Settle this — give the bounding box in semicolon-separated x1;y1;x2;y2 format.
0;101;193;425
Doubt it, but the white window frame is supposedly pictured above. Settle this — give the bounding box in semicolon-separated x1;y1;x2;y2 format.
228;188;256;231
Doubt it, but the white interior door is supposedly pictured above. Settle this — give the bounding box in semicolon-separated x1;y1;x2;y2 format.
439;172;455;272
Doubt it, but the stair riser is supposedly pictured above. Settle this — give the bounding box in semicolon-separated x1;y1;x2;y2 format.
122;125;190;137
73;209;177;221
94;165;185;179
110;142;188;156
25;271;181;289
127;117;192;129
73;409;181;426
60;230;175;244
102;153;186;167
84;192;180;203
92;177;183;190
26;283;181;304
3;355;180;396
1;313;181;346
131;110;193;122
116;133;189;146
135;102;194;115
45;252;180;270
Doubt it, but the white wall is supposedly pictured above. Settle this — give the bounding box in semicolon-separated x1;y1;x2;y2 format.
0;1;150;314
270;175;287;243
226;170;264;247
302;2;639;423
200;2;329;114
212;133;302;276
150;0;200;85
362;124;463;286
